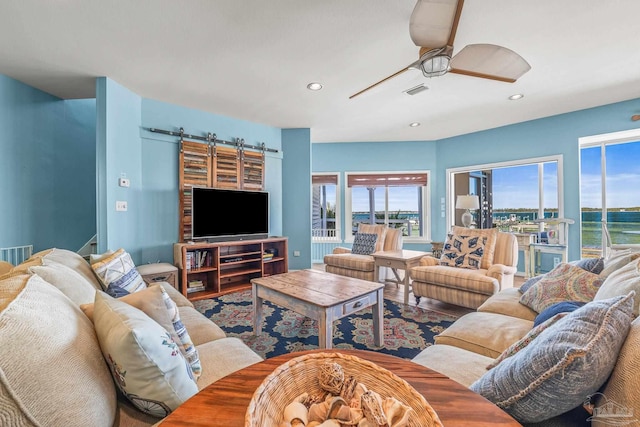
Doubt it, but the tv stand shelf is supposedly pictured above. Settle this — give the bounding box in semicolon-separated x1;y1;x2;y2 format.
173;237;288;300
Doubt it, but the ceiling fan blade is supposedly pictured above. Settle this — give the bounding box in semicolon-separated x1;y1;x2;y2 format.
349;65;415;99
409;0;463;48
449;43;531;82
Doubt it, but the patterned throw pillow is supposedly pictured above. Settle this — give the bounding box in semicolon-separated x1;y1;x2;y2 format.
91;248;146;296
471;293;635;424
81;284;201;380
440;232;487;270
487;312;569;370
569;257;605;274
351;232;378;255
93;292;198;418
450;226;498;269
519;263;604;313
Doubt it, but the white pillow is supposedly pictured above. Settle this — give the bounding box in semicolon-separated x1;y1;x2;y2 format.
93;292;198;417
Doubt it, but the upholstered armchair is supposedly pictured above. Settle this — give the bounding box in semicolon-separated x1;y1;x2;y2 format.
324;224;403;282
409;228;518;309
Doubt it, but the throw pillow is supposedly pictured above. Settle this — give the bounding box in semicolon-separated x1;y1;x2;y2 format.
93;292;198;418
451;226;498;269
91;248;146;296
28;262;97;306
600;248;640;278
357;224;387;252
81;284;202;380
594;257;640;315
518;274;543;294
533;300;585;327
440;232;487;270
519;263;604;313
351;232;378;255
486;312;569;370
569;257;605;274
471;293;635;424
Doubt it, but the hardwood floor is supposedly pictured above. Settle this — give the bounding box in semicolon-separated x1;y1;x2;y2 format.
312;263;526;318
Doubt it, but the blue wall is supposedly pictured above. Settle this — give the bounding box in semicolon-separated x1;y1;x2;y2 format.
95;80;284;265
282;129;312;269
0;74;95;253
312;98;640;260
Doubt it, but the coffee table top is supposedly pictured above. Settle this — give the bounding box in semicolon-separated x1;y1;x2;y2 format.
373;249;431;261
251;269;383;308
160;349;521;427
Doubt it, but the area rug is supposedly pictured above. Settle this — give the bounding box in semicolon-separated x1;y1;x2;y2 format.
194;290;457;360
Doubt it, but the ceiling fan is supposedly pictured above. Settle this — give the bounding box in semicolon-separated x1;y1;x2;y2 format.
349;0;531;99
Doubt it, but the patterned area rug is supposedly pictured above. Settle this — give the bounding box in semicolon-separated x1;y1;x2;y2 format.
194;290;457;360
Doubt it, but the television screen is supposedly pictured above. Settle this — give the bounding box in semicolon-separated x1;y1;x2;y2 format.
191;187;269;241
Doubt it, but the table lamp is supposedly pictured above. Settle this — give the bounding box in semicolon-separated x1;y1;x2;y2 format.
456;195;480;228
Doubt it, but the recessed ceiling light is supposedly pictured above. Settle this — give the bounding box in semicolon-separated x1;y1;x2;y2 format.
508;93;524;100
409;122;421;127
307;82;323;91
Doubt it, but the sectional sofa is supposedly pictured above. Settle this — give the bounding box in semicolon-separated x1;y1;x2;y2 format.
0;248;262;427
411;250;640;426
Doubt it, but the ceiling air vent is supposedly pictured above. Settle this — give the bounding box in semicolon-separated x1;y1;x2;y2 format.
404;84;428;96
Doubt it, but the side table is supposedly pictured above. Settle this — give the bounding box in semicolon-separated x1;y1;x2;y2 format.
373;250;431;305
137;262;179;289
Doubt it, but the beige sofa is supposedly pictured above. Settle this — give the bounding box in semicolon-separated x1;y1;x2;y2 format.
410;229;518;309
411;253;640;426
324;224;403;281
0;248;262;427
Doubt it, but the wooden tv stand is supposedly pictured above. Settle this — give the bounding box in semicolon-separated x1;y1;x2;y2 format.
173;237;288;301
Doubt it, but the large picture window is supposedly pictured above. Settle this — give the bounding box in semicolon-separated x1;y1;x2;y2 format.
345;171;430;242
579;129;640;255
312;173;340;241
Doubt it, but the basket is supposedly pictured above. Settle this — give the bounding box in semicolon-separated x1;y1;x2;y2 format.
245;352;443;427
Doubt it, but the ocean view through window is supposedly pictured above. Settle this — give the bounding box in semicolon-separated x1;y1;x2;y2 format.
312;173;340;241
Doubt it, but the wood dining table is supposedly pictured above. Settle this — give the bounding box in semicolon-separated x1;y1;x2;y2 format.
160;349;521;426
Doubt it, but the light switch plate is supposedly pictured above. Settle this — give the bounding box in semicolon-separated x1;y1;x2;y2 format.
116;201;128;211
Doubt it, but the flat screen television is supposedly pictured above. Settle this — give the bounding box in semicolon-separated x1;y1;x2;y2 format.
191;187;269;241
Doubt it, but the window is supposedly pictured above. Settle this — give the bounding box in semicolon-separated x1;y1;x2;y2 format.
447;156;563;232
579;129;640;255
312;173;340;241
345;171;430;242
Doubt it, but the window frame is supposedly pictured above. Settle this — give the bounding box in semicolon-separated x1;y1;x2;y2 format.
311;172;341;242
344;170;431;243
446;155;564;231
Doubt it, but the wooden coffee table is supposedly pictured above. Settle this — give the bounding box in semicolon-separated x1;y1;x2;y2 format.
251;269;384;349
159;349;522;427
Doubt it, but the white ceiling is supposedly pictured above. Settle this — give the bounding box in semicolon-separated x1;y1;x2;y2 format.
2;0;640;143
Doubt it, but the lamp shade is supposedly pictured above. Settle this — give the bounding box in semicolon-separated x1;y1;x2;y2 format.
456;195;480;210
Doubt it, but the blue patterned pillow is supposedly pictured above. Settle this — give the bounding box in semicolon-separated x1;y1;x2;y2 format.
470;292;635;424
533;301;585;327
440;233;486;270
351;233;378;255
569;257;605;274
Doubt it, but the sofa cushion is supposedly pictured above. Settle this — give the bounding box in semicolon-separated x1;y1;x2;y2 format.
195;337;262;389
412;344;495;388
434;311;533;358
594;257;640;315
28;261;97;305
33;247;103;290
451;226;498;269
487;312;569;370
595;315;640;427
357;224;387;252
477;288;538;321
324;253;375;272
600;248;640;278
91;248;147;296
93;292;198;418
410;265;498;296
178;306;227;345
440;232;487;270
470;293;634;424
0;274;116;427
519;263;603;313
82;284;202;380
351;232;378;255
